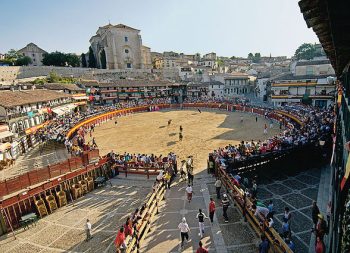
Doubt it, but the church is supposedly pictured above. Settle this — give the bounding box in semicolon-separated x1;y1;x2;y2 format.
89;23;152;70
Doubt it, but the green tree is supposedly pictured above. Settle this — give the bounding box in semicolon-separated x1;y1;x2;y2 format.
294;43;322;60
100;49;107;69
81;53;87;67
253;53;261;63
47;71;61;83
65;53;80;67
230;56;236;60
248;53;254;59
15;56;32;66
88;46;96;68
42;51;67;66
5;49;21;65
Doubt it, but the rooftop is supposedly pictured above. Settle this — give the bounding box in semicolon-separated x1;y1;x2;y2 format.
295;59;331;66
0;90;71;108
43;83;84;92
84;80;178;88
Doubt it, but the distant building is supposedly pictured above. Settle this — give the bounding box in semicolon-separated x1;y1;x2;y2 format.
270;59;336;108
295;59;335;76
89;23;151;70
17;43;47;66
223;73;250;98
202;52;217;61
207;81;224;98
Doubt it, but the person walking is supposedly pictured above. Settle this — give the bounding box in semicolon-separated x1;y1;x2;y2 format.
196;209;208;238
222;194;230;223
85;219;92;241
315;236;326;253
196;241;208;253
178;217;191;248
215;178;222;199
187;156;194;186
186;184;193;203
208;198;216;223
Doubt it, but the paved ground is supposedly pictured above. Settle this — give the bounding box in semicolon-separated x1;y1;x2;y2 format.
141;171;259;253
257;167;324;253
0;176;154;253
0;141;69;181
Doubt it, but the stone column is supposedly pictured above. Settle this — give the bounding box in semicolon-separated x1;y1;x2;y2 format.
112;36;118;69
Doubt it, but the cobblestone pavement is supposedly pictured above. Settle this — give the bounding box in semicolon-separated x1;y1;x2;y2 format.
257;167;323;253
0;141;70;181
0;176;153;253
141;172;259;253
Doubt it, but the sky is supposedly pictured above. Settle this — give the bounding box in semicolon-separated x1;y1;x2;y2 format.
0;0;319;58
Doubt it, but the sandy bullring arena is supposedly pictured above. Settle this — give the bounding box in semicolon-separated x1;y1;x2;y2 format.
88;109;281;171
0;108;282;253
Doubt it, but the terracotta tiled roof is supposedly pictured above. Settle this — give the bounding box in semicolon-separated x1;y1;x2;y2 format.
44;83;84;91
84;80;178;88
0;90;71;108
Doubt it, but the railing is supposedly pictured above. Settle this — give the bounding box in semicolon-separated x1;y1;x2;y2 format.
0;150;99;197
125;182;166;253
218;167;293;253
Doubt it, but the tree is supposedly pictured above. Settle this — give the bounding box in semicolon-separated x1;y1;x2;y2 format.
5;49;21;65
100;49;107;69
65;53;80;67
248;53;254;59
88;46;96;68
81;53;87;67
230;56;236;60
253;53;261;63
294;43;322;60
42;51;67;66
15;56;32;66
47;71;60;83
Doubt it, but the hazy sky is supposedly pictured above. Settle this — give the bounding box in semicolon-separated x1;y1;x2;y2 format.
0;0;319;57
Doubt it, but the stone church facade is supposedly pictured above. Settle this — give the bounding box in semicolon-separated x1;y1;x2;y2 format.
17;43;47;66
89;24;152;70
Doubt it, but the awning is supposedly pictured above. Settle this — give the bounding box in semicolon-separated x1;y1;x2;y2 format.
25;121;51;135
0;131;14;140
0;142;11;152
52;104;77;116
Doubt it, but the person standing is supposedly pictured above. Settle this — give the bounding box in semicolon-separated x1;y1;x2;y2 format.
208;198;216;223
312;200;320;229
196;241;208;253
315;236;325;253
215;178;222;199
178;217;191;248
186;184;193;203
114;226;126;253
263;124;268;135
258;234;269;253
196;209;208;238
85;219;92;241
222;194;230;223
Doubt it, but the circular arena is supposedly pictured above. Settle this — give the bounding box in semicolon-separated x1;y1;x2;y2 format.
0;102;332;253
87;109;281;170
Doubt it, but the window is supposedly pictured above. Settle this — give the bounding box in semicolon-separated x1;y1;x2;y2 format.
127;63;132;68
306;66;314;75
125;49;129;54
124;37;128;42
32;53;35;57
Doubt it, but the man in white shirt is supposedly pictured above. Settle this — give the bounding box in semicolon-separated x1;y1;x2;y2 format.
85;219;92;241
186;185;193;203
178;217;191;248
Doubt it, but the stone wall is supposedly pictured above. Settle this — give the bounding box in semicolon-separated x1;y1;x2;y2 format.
0;66;171;85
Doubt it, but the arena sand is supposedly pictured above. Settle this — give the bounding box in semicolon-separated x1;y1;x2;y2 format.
87;109;281;172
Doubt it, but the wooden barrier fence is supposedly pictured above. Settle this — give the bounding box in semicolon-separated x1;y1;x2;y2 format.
218;167;293;253
126;182;166;253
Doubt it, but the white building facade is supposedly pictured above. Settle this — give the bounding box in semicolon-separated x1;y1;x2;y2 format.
17;43;47;66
